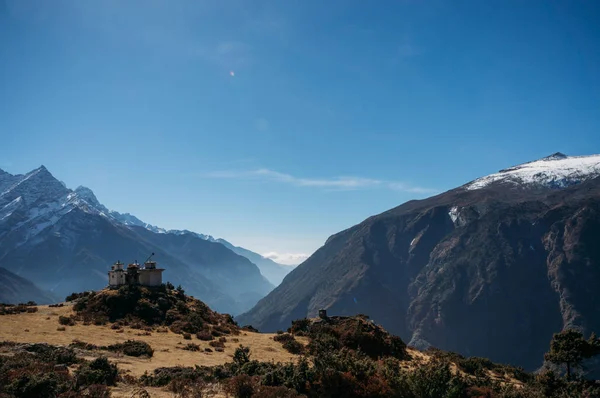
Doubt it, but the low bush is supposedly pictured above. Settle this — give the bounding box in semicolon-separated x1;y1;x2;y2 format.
108;340;154;357
58;315;76;326
209;340;225;349
74;357;118;387
282;340;305;355
196;331;214;341
0;302;38;316
273;333;295;343
70;339;153;357
181;343;201;352
22;343;79;365
224;374;258;398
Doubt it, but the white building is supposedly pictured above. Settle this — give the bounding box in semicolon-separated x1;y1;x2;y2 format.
108;255;164;288
138;260;164;287
108;261;127;286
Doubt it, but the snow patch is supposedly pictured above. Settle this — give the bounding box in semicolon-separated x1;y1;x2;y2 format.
465;154;600;190
448;206;459;225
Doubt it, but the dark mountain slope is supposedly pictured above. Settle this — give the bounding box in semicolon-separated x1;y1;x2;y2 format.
237;171;600;371
0;267;57;304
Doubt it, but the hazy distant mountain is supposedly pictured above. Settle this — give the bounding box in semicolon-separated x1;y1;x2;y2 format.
71;186;293;286
0;166;272;314
0;267;57;305
238;153;600;371
214;239;294;285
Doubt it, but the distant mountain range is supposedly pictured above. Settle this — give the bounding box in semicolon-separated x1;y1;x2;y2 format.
0;165;294;313
238;153;600;371
0;267;58;304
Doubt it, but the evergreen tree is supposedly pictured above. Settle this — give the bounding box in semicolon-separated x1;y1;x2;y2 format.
544;329;600;379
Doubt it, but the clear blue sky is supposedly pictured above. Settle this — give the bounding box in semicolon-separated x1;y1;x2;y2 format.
1;0;599;264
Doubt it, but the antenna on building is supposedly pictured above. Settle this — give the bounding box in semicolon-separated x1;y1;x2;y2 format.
144;252;155;263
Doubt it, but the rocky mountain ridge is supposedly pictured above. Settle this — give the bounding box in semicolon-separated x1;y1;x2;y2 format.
237;153;600;371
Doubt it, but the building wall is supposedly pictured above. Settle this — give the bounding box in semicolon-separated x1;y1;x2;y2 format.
138;269;163;286
108;271;127;287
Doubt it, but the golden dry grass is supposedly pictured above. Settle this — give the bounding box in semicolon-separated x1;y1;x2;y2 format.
0;303;524;395
0;303;306;378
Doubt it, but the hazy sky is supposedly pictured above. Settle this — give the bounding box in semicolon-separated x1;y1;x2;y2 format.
1;0;599;264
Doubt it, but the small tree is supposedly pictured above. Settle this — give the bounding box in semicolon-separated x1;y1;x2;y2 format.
544;329;600;379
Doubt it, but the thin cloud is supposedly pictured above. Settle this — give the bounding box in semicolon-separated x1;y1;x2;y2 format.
204;168;436;194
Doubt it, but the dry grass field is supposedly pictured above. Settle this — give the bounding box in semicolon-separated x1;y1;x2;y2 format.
0;302;526;397
0;303;315;397
0;303;307;377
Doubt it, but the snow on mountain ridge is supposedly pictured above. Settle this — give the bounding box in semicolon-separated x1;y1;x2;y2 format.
465;153;600;191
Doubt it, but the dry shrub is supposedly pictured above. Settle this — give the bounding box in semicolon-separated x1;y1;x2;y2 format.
224;374;258;398
181;343;201;352
58;315;75;326
168;378;206;398
196;331;214;341
209;340;225;349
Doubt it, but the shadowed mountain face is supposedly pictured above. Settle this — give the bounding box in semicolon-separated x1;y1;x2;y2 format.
0;267;58;304
0;166;272;315
237;154;600;371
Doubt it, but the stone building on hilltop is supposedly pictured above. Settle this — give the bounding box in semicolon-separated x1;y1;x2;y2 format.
108;253;164;287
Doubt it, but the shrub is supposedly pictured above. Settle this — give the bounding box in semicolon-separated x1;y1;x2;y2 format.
233;345;251;367
282;340;305;355
58;315;75;326
183;333;192;340
168;378;205;398
22;343;79;365
274;333;295;344
75;357;118;387
0;302;38;316
182;343;201;352
108;340;154;357
209;340;225;349
289;319;310;335
82;384;111;398
6;371;63;398
196;331;214;341
253;385;306;398
224;374;258;398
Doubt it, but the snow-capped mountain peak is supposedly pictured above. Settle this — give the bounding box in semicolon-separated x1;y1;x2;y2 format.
465;153;600;191
74;186;103;209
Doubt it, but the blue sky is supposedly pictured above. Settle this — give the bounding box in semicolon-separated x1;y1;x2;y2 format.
1;0;599;264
